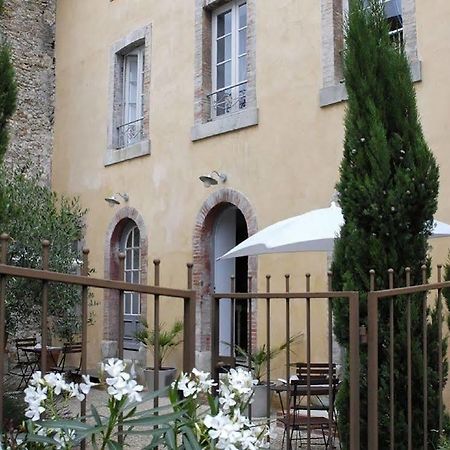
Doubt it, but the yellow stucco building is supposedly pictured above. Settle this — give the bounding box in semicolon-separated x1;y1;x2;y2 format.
52;0;450;376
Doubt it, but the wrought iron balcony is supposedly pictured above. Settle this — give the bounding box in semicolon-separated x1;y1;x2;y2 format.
389;27;403;49
117;117;144;149
207;81;248;121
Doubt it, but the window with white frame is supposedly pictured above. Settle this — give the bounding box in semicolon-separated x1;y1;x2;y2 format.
384;0;403;46
121;224;141;349
211;1;247;118
118;46;145;149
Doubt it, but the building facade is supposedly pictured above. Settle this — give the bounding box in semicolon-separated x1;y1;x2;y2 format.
0;0;55;183
52;0;450;372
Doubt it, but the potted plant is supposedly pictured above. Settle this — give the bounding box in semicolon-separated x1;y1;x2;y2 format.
135;319;183;393
234;332;303;417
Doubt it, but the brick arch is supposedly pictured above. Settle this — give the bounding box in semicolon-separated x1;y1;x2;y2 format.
192;188;258;357
103;207;148;341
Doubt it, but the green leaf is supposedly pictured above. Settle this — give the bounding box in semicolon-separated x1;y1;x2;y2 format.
91;404;103;426
122;410;183;427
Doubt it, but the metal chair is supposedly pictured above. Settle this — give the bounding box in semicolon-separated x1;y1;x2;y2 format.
52;342;82;377
278;363;341;449
8;337;39;390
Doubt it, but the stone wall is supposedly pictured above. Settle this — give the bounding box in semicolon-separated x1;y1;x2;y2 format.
0;0;55;184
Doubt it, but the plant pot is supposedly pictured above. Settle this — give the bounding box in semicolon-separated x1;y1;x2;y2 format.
251;383;274;418
144;367;177;396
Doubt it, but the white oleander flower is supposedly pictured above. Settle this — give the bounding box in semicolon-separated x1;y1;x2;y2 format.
44;372;68;395
79;374;98;395
102;358;126;378
29;371;43;387
124;379;144;403
24;385;48;421
66;381;85;401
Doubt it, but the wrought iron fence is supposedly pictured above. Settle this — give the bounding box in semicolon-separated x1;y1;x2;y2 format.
0;234;196;443
366;265;450;450
116;117;144;149
211;273;361;450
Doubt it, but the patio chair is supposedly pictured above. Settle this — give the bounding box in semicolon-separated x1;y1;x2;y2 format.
52;342;82;377
278;365;341;449
8;337;39;390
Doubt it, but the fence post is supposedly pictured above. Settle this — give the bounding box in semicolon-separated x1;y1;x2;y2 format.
305;273;311;449
183;263;195;372
80;248;89;450
422;264;428;449
41;240;50;373
153;259;161;405
388;268;395;450
405;267;412;450
0;234;9;433
368;269;378;450
437;264;443;438
118;253;125;360
349;291;360;450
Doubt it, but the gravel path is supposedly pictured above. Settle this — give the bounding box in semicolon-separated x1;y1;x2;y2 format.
69;387;331;449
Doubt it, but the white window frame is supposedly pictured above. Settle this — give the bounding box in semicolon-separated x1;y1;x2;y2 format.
122;46;145;127
122;225;141;316
211;1;248;119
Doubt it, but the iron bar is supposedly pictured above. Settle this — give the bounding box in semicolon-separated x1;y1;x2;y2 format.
153;260;161;402
117;253;125;447
248;275;253;421
349;291;360;450
183;264;195;372
368;270;378;450
437;264;443;438
388;268;395;450
0;234;9;432
80;249;89;450
0;263;193;298
230;275;235;359
285;274;291;450
422;264;428;449
40;240;50;374
265;275;271;427
306;273;311;450
405;267;412;450
328;271;334;449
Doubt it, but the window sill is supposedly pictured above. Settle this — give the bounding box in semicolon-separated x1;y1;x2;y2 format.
319;60;422;108
191;107;258;141
104;139;151;166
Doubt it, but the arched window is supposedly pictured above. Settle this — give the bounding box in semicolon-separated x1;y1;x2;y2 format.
121;223;141;349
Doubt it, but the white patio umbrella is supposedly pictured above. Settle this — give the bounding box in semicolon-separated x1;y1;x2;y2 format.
219;202;450;259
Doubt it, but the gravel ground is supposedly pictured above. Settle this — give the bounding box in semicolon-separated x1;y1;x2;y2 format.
67;387;332;449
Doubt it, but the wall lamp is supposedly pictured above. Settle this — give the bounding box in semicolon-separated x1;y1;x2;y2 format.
105;192;129;205
199;171;227;188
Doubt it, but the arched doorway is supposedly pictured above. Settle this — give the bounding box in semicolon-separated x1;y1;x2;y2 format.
192;188;257;370
213;205;248;356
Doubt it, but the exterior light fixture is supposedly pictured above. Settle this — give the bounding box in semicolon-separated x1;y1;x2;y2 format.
199;171;227;188
104;192;129;205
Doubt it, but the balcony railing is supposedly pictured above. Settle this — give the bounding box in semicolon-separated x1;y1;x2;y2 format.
207;81;247;121
389;27;403;49
117;117;144;149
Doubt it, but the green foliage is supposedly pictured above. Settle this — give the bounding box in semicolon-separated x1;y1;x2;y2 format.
135;320;183;368
0;166;87;342
0;4;17;162
234;332;303;384
331;0;440;448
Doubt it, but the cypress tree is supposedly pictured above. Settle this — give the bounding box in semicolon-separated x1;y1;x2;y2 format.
331;0;440;448
0;0;17;162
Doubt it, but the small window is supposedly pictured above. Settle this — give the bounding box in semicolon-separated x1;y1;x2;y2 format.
118;46;145;149
384;0;403;47
211;1;247;119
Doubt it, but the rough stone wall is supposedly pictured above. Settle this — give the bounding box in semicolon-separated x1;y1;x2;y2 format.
0;0;55;184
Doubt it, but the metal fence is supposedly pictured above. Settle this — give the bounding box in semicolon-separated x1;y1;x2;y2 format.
0;233;196;439
367;265;449;450
211;273;361;450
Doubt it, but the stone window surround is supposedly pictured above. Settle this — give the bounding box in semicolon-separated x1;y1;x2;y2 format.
320;0;421;107
105;25;152;166
191;0;258;141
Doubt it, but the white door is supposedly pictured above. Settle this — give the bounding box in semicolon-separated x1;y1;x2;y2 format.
213;207;237;356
